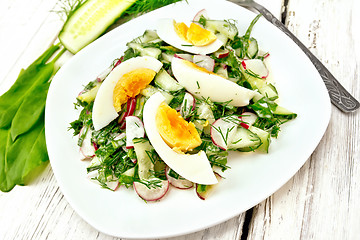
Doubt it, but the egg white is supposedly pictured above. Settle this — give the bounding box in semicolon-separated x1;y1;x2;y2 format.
143;92;218;185
156;18;224;55
92;56;162;131
171;57;257;106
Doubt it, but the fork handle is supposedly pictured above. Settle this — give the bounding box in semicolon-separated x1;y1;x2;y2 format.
250;2;359;112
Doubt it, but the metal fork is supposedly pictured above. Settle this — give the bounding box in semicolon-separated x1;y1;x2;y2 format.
230;0;359;113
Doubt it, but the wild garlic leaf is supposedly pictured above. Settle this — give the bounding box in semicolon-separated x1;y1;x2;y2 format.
10;82;51;141
0;45;59;130
0;117;48;192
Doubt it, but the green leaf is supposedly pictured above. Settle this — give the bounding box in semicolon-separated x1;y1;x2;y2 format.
0;45;59;129
10;82;51;140
0;116;48;192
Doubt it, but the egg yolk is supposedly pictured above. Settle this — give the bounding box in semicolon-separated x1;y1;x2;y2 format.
156;102;202;152
113;68;156;112
184;60;217;75
173;21;217;47
174;21;189;41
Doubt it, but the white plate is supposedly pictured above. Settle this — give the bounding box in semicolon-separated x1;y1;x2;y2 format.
45;0;331;238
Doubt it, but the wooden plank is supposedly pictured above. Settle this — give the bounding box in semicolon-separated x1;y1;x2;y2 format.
0;0;63;95
247;0;360;239
0;0;287;239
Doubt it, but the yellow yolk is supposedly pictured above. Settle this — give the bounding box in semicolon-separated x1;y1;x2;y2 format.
186;23;217;46
173;21;189;41
156;102;202;152
173;21;217;47
184;60;217;75
113;68;156;112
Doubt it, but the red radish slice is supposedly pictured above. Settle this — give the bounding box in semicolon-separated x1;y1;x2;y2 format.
174;53;193;62
113;132;126;148
193;55;215;72
118;111;127;126
241;59;269;79
79;127;95;159
240;122;249;129
257;50;270;59
96;66;112;82
133;179;169;201
180;92;196;119
210;116;239;150
125;116;145;148
112;56;124;70
127;97;137;116
106;181;120;191
240;112;258;127
196;172;222;200
165;167;193;189
193;9;208;22
119;97;137;129
214;49;230;58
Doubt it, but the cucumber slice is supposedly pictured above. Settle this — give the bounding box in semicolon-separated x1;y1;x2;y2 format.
273;105;297;121
247;37;258;58
136;30;160;43
133;138;154;180
127;42;162;59
59;0;137;53
140;85;174;104
205;20;238;40
249;126;270;153
228;126;261;152
154;69;184;92
77;82;101;103
244;75;278;100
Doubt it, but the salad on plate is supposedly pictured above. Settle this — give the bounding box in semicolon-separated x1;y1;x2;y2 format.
69;10;297;202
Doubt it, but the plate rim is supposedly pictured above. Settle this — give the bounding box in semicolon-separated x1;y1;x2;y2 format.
45;0;331;238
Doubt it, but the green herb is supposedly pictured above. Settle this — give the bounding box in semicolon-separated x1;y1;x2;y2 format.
124;0;184;17
1;0;183;192
230;14;261;58
0;45;65;192
249;97;297;138
0;115;49;192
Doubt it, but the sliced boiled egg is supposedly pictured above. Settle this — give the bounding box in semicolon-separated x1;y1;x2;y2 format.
171;57;257;107
156;101;201;152
143;92;218;185
92;56;162;131
156;18;224;55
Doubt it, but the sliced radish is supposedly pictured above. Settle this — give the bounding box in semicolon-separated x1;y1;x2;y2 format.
257;50;270;59
196;172;222;200
174;53;194;62
193;55;215;72
79;127;95;159
125;116;145;148
112;56;124;70
241;59;269;79
180;92;196;119
166;167;193;189
214;49;230;58
96;66;112;82
119;97;137;129
134;179;169;201
106;181;120;191
127;97;137;116
240;112;258;127
113;132;126;148
210;116;239;150
193;9;208;22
